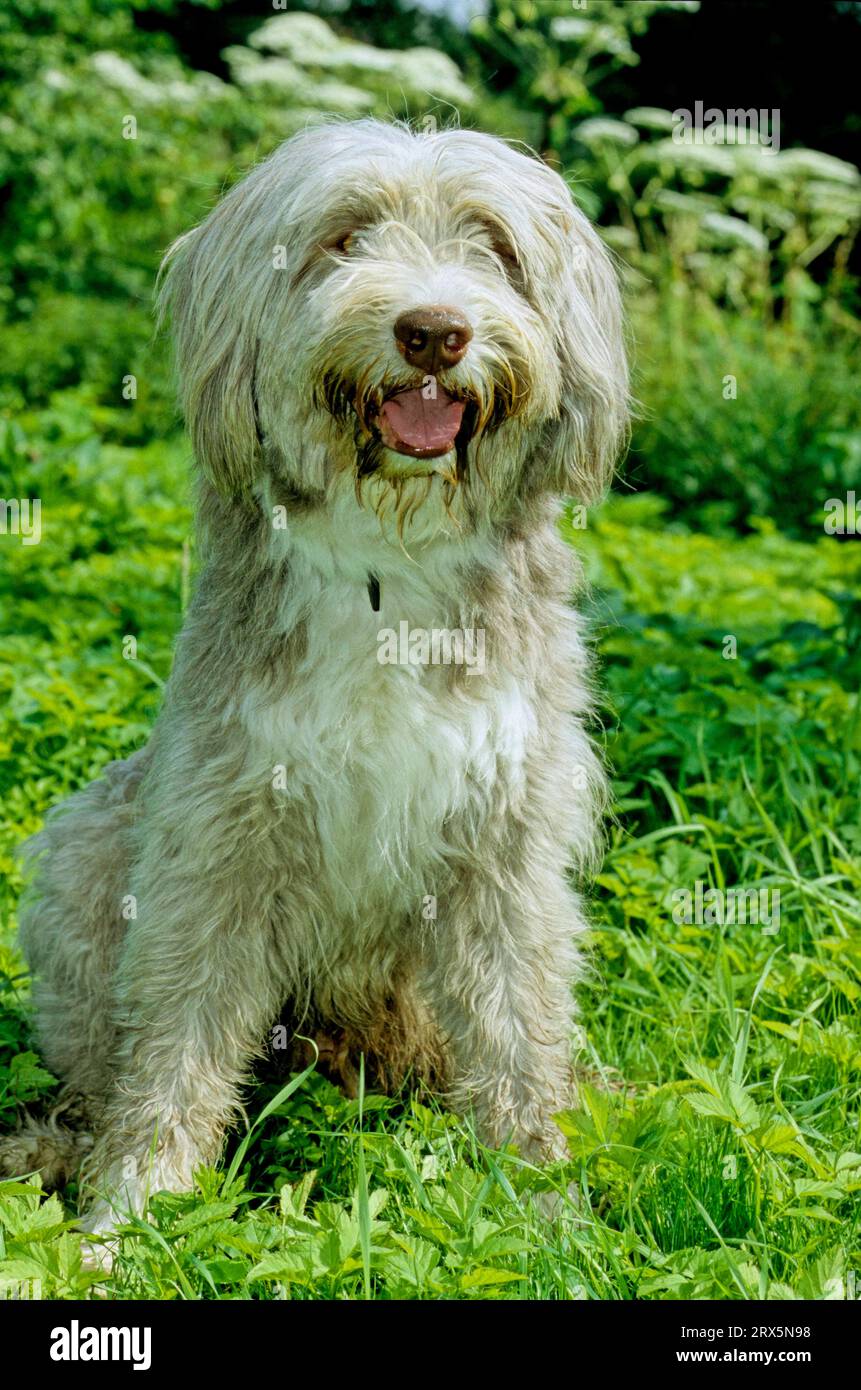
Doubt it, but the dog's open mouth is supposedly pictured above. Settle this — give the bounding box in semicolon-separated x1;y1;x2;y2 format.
314;368;510;487
376;386;465;459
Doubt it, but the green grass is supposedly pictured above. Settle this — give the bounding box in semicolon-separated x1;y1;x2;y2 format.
1;397;860;1300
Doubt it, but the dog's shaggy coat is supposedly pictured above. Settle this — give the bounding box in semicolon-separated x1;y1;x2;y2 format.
3;120;628;1234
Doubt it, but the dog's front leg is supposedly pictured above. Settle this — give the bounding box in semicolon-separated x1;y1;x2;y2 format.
80;841;285;1239
426;864;584;1166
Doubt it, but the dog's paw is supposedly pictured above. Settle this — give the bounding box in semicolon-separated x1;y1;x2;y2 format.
0;1116;92;1189
530;1185;579;1222
80;1236;116;1278
78;1202;123;1275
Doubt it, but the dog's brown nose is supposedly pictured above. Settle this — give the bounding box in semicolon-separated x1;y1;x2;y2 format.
394;305;473;374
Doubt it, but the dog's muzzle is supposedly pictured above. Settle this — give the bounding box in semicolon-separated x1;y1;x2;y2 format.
314;300;518;480
376;305;473;459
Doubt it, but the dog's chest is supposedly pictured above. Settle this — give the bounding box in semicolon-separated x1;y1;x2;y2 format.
241;575;535;913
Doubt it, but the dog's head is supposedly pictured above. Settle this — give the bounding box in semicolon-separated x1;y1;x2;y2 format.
160;120;628;534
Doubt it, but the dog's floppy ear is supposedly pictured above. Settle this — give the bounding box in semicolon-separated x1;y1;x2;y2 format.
158;200;265;495
542;204;629;505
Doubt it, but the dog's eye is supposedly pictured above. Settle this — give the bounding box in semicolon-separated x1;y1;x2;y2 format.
328;231;356;256
295;229;361;287
479;224;522;283
491;237;519;269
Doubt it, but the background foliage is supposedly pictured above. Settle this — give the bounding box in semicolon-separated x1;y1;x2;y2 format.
1;0;859;1300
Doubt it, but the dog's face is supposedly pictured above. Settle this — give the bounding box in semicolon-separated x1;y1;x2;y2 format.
162;121;628;537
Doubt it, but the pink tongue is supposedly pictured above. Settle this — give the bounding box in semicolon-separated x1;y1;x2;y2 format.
378;387;464;458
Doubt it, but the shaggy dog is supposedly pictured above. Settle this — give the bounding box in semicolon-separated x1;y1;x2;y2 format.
2;120;628;1239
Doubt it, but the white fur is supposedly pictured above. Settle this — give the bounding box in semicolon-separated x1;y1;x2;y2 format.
240;504;537;919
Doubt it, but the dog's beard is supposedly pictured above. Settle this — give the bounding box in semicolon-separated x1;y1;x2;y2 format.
313;371;519;534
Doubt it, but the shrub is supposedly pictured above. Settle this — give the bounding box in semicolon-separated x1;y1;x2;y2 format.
627;293;861;533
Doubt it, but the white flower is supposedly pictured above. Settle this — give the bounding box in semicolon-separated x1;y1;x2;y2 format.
775;148;861;186
575;118;639;148
700;212;769;253
624;107;677;132
89;51;224;106
245;12;472;104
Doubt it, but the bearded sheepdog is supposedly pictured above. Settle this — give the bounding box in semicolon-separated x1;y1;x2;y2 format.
2;119;628;1241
